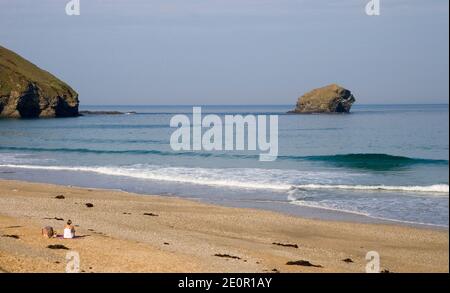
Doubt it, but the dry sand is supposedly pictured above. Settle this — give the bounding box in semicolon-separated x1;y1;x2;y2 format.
0;179;448;273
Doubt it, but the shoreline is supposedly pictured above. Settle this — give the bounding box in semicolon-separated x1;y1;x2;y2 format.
1;168;447;230
0;178;448;273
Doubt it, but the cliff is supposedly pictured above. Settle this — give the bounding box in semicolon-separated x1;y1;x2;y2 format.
0;45;79;118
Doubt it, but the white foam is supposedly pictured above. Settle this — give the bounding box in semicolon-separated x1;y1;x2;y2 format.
289;200;449;228
292;183;449;194
1;163;448;194
0;153;52;164
0;164;291;191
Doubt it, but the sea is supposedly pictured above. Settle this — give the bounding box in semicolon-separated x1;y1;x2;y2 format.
0;104;448;228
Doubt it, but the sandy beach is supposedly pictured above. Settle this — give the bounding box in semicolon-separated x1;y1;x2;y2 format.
0;179;448;273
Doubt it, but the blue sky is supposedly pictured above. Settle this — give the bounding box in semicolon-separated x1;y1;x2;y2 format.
0;0;448;105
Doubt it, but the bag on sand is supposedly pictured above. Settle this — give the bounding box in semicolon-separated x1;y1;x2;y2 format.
41;226;54;238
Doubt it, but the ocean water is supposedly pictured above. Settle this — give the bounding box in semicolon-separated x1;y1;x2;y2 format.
0;104;448;227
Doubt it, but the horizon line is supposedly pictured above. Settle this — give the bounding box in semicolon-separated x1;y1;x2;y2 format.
80;103;450;107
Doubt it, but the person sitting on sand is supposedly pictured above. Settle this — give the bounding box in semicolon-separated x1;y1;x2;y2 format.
63;220;76;239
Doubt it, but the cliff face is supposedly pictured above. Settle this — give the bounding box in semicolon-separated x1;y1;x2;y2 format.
0;46;79;118
291;84;355;114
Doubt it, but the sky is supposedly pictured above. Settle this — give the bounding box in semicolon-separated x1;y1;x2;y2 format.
0;0;448;105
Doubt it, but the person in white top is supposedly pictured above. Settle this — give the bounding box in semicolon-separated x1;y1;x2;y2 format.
63;219;76;239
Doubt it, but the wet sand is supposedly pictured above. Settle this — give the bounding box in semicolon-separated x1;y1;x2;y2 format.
0;179;448;273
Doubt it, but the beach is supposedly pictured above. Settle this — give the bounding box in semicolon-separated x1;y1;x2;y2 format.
1;104;448;228
0;179;447;273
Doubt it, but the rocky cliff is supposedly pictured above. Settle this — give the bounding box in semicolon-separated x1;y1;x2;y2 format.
0;46;79;118
290;84;355;114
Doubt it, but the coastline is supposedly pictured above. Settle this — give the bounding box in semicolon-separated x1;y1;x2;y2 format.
1;166;447;229
0;179;448;273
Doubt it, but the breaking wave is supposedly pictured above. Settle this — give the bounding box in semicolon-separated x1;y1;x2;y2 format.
0;163;447;194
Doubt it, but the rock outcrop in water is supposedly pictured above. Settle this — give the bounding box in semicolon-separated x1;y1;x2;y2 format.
289;84;355;114
0;45;79;118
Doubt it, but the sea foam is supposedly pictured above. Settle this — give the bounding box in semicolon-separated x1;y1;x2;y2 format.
1;163;448;194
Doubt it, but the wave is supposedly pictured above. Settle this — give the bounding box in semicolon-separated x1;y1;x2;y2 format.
298;153;448;171
289;200;449;228
302;153;447;164
291;183;449;194
0;146;447;168
27;124;169;129
0;163;448;194
0;146;214;157
0;164;292;190
0;146;258;160
41;138;167;145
